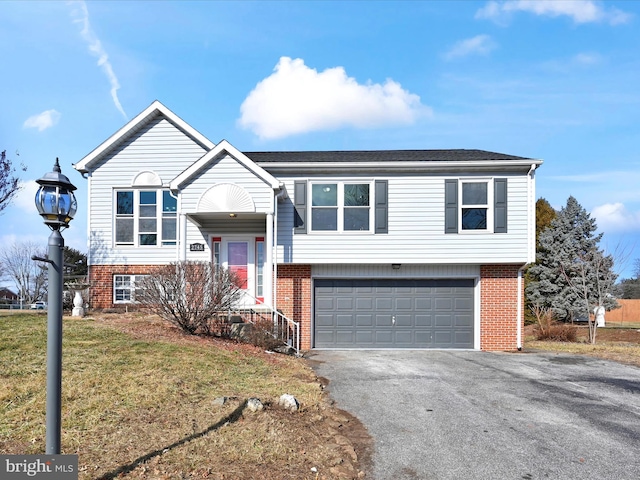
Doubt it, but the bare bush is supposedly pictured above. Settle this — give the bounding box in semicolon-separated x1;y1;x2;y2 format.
135;261;243;335
531;304;577;342
535;323;578;342
530;304;554;338
241;316;284;351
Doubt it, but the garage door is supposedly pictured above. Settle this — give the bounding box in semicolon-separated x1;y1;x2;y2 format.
314;279;474;348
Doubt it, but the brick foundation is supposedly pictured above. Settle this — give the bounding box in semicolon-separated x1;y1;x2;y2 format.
89;264;157;309
90;263;523;351
480;264;524;351
276;265;312;350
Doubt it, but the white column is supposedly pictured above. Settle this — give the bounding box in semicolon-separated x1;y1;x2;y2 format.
180;213;188;261
265;213;274;308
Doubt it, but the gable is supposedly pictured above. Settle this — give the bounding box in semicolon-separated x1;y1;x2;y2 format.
170;140;280;192
73;100;215;174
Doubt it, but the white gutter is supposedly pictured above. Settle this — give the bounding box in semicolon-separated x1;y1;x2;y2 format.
260;159;544;172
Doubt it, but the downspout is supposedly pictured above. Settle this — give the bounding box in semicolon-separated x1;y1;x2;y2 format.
517;163;537;351
517;266;525;351
272;184;288;313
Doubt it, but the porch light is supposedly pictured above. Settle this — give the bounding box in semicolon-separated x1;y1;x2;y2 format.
229;213;237;218
35;158;78;229
392;264;401;270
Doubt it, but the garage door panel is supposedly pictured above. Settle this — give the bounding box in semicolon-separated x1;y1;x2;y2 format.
336;314;354;326
395;331;413;344
315;331;335;344
355;331;374;344
315;297;334;310
433;330;452;346
336;297;354;310
435;298;453;310
415;298;432;309
314;278;474;348
455;314;473;327
356;298;373;310
335;331;355;344
316;314;335;327
376;298;393;310
455;298;473;310
435;314;453;327
395;298;412;309
375;331;394;343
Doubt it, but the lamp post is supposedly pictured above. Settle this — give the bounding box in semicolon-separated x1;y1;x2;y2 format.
34;158;77;455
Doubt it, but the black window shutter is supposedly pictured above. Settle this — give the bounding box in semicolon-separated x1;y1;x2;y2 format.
444;179;458;234
375;180;388;234
293;180;307;234
494;178;508;233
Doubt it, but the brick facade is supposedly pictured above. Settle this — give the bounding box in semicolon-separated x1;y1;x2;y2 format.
276;264;312;350
90;263;523;351
89;264;157;309
480;264;524;351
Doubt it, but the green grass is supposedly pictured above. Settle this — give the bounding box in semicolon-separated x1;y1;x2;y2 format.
0;313;335;479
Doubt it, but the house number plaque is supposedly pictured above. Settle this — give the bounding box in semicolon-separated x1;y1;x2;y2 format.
189;243;205;252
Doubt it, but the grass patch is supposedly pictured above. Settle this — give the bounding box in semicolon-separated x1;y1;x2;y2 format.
524;325;640;368
0;313;370;479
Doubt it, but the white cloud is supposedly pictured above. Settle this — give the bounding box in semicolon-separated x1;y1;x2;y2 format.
591;203;640;232
476;1;632;26
572;52;602;66
68;0;127;120
444;35;497;60
238;57;429;140
23;110;61;132
12;179;40;213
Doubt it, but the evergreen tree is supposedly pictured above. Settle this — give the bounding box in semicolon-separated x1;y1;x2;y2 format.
535;198;556;244
526;196;618;323
524;198;557;323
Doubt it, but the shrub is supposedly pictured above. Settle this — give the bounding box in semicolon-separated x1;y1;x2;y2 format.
136;261;243;335
535;323;578;342
241;316;285;351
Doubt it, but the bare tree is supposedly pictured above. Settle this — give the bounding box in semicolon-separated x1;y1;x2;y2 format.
0;241;48;304
561;247;618;344
136;261;243;335
0;150;25;214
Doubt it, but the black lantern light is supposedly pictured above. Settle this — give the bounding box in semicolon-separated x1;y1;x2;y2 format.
35;158;77;229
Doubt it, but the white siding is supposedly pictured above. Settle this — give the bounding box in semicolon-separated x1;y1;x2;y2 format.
88;117;208;265
276;173;533;265
179;154;274;214
312;264;480;278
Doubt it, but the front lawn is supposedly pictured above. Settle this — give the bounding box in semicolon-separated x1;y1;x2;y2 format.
0;313;370;479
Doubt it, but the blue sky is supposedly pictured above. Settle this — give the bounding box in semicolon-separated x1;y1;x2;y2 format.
2;0;640;278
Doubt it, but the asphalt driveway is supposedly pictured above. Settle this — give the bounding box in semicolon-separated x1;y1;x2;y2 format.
309;350;640;480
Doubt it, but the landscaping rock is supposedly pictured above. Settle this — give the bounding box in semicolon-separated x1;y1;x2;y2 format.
246;397;264;412
212;396;228;407
273;345;296;355
278;393;300;412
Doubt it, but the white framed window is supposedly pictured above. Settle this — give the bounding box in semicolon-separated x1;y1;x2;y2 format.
310;181;372;232
460;180;492;232
114;275;146;303
114;189;177;246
